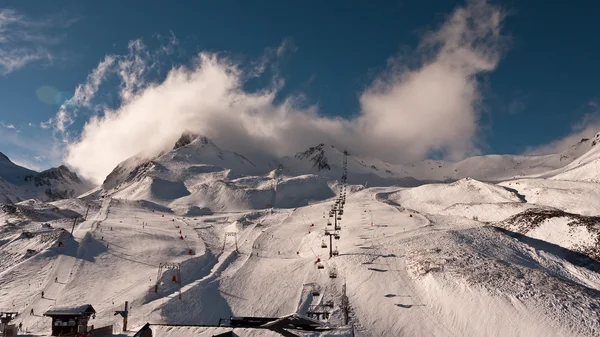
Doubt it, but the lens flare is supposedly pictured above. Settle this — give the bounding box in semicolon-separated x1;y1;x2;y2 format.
36;86;60;105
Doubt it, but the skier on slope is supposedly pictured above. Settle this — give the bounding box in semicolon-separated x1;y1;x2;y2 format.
41;291;44;298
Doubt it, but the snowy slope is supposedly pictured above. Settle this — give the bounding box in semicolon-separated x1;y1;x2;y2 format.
499;179;600;216
401;135;593;182
0;152;91;203
2;184;600;336
101;135;338;211
385;178;523;214
279;135;595;186
498;208;600;262
549;133;600;182
101;132;597;205
5;130;600;336
281;144;422;187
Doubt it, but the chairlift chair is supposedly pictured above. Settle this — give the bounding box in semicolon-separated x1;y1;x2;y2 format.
337;216;342;220
329;268;337;278
317;263;324;269
321;240;327;248
327;221;332;226
334;233;340;239
332;248;339;256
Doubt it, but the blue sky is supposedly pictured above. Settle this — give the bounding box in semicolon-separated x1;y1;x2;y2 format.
0;0;599;180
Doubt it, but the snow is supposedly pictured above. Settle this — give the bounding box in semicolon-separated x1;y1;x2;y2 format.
4;134;600;336
0;153;90;203
499;179;600;216
43;304;95;316
386;178;523;214
1;185;600;336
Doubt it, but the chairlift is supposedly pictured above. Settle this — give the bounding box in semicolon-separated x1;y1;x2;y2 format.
337;216;342;221
329;269;337;278
329;214;333;218
332;248;339;256
334;234;340;240
325;229;331;235
321;240;327;248
327;221;332;226
317;263;324;269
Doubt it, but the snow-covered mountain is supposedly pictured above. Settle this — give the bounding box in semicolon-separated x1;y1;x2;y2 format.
284;134;597;186
0;153;91;203
5;132;600;336
95;131;600;214
98;134;332;213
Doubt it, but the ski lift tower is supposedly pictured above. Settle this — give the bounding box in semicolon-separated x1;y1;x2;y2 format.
222;232;239;252
154;262;182;299
341;150;348;185
324;224;339;259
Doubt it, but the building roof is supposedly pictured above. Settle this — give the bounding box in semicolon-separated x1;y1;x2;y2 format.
147;326;282;337
44;304;96;316
134;314;337;337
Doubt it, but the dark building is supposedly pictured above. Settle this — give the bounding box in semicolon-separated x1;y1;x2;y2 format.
43;304;96;336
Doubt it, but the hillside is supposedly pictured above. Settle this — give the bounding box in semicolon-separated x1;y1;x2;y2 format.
384;178;524;214
96;132;600;213
0;153;91;203
1;185;599;336
100;135;336;212
3;132;600;336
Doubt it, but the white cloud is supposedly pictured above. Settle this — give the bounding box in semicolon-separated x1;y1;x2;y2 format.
0;121;15;129
50;36;179;133
0;8;73;75
525;100;600;155
52;55;116;132
61;0;507;184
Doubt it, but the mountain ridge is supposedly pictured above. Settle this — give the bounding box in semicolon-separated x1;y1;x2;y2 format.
0;154;91;203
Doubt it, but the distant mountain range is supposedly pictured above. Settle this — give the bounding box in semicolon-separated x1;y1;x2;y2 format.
71;132;599;213
3;132;600;206
0;152;91;203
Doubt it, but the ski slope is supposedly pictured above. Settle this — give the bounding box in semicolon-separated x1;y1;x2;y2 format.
2;182;600;336
3;134;600;336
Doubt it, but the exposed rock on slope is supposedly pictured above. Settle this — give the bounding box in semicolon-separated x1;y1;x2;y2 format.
499;208;600;262
295;144;331;171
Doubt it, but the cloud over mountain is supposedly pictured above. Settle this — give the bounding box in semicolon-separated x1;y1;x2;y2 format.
58;0;507;184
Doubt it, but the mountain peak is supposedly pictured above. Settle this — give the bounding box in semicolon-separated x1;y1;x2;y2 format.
0;152;10;162
173;133;212;150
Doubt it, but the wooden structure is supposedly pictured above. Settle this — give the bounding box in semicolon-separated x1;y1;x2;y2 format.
43;304;96;336
306;305;331;320
134;313;335;337
0;312;18;337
